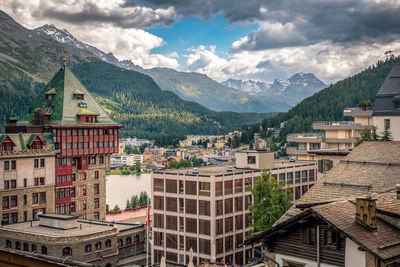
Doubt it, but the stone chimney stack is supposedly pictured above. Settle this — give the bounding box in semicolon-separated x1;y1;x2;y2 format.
396;184;400;200
355;195;377;231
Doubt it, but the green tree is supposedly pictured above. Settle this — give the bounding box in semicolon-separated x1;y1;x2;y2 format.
106;204;110;212
381;124;393;141
250;171;292;233
126;199;130;209
169;160;179;169
371;126;379;141
130;195;138;208
135;161;141;172
249;141;254;150
139;191;148;206
357;100;373;108
232;134;240;148
112;205;120;212
356;128;372;146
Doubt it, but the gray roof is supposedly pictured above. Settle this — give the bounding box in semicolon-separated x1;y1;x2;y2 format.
373;64;400;116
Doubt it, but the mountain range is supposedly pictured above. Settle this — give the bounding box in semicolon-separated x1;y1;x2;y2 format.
223;73;327;107
35;24;327;112
0;10;271;138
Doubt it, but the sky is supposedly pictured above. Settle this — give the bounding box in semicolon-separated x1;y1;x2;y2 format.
2;0;400;84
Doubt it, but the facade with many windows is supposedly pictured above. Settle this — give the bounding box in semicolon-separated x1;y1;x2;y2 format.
152;151;317;266
0;214;147;267
4;58;120;221
0;133;55;224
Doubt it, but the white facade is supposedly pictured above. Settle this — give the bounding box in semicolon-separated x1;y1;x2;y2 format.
373;116;400;141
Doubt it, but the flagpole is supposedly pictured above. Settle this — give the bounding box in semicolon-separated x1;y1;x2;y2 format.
146;197;149;267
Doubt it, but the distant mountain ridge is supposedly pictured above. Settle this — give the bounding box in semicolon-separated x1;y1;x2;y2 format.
223;73;327;103
35;24;276;113
0;10;271;138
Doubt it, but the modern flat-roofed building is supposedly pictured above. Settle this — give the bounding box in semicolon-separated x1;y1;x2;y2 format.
0;213;147;267
151;151;317;266
0;133;55;224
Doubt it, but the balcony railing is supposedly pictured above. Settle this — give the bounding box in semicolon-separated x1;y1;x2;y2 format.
287;133;324;138
313;121;354;126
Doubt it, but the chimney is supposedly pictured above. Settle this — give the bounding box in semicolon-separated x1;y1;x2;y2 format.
355;195;377;231
396;184;400;200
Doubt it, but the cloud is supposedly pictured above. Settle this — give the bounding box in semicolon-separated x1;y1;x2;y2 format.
183;41;400;84
0;0;178;69
141;0;400;51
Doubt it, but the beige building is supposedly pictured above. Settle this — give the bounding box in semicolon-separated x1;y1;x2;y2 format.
151;151;317;266
0;133;55;224
0;213;147;267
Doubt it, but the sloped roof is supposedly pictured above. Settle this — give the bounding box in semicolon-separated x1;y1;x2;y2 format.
19;64;119;127
276;142;400;223
373;64;400;116
76;108;98;116
0;133;54;152
45;88;56;95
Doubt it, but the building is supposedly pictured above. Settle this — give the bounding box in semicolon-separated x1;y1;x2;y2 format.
287;107;373;160
5;58;120;221
151;151;318;266
245;141;400;267
0;214;147;267
373;64;400;141
245;188;400;267
0;133;55;224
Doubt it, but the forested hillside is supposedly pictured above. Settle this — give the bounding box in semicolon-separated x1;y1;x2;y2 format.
260;57;400;139
72;62;270;138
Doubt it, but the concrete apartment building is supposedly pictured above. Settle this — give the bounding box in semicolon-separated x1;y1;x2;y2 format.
3;58;120;222
0;133;55;224
287;107;373;160
151;150;317;266
0;214;147;267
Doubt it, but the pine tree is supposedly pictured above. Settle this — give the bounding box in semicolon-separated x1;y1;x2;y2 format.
126;199;130;209
381;124;393;141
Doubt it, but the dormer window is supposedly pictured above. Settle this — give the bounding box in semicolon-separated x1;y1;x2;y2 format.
73;89;84;100
45;88;56;100
27;134;45;150
77;108;99;123
78;102;87;108
0;135;16;152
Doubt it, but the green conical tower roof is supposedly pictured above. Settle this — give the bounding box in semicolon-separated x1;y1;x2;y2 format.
19;61;119;127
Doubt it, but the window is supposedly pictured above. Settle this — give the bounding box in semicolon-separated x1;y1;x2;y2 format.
384;118;391;129
34;178;38;186
6;240;11;248
40;192;46;204
94;184;99;194
79;142;84;149
105;239;112;248
95;171;99;179
10;180;16;188
10;196;17;207
118;239;123;246
94;212;99;220
84;142;89;148
63;247;72;256
99;156;104;164
135;234;139;242
40;177;45;185
94;129;98;135
11;160;16;169
4;161;9;170
247;156;256;164
67;129;72;136
24;179;27;187
91;157;96;165
40;159;45;167
31;244;37;252
15;241;21;250
73;142;77;149
82;173;87;181
3;197;9;209
4;181;9;189
32;193;38;204
327;230;338;246
85;244;92;253
71;202;76;213
24;211;27;221
126;237;132;244
23;195;27;205
94;198;99;209
34;159;39;168
41;246;47;255
67;142;72;149
79;129;83;136
11;213;17;224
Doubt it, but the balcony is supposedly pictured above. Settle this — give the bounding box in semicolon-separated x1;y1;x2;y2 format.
286;147;309;155
343;107;373;117
287;133;324;142
312;121;370;130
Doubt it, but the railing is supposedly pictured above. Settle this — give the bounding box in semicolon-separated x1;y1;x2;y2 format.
313;121;354;126
344;107;373;112
287;133;324;138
